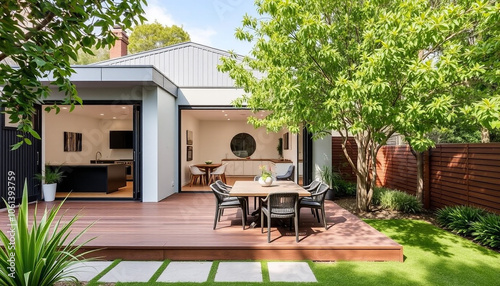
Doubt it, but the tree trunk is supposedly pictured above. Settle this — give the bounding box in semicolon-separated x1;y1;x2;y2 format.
355;136;371;212
415;151;424;203
481;127;490;143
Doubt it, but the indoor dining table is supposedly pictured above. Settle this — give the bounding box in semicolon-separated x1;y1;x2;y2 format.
229;180;311;227
194;163;221;185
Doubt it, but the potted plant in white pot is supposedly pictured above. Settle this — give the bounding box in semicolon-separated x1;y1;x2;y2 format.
35;166;64;202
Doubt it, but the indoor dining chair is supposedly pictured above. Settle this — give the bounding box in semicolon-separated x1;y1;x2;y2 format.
189;165;206;186
276;165;295;181
208;163;228;184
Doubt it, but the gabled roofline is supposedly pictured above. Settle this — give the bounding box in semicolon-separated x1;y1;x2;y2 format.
92;42;245;66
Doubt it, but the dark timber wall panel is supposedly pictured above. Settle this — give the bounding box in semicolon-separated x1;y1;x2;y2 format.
331;137;357;182
1;108;41;208
376;145;417;195
332;137;500;214
430;144;500;214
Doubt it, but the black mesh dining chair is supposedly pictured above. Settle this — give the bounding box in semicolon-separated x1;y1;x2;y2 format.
260;192;299;243
299;183;330;230
210;183;247;230
215;180;251;215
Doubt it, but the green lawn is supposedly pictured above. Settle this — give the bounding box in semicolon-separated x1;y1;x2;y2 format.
96;220;499;286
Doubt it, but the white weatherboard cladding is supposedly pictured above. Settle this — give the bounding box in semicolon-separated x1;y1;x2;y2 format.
96;43;238;87
313;134;333;181
142;87;177;202
142;88;160;202
177;88;245;106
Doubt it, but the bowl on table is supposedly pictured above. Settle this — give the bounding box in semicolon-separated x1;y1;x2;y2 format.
205;160;213;164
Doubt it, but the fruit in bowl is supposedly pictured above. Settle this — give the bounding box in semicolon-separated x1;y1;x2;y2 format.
205;160;213;164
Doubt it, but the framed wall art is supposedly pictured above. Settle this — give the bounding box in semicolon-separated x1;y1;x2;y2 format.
64;131;82;152
186;130;193;145
187;145;193;161
283;132;289;150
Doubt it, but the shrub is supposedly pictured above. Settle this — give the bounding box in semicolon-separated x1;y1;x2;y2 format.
436;206;457;227
371;186;389;205
472;213;500;249
372;187;423;213
331;176;356;197
0;180;96;286
436;205;487;236
318;165;356;197
336;180;357;197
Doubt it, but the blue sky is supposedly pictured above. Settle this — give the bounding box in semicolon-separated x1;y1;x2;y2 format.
143;0;259;55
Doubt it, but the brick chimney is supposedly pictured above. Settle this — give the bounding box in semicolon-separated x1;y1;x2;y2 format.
109;25;128;59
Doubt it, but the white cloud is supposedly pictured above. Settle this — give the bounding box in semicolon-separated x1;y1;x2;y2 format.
187;27;217;46
143;0;175;26
142;0;217;46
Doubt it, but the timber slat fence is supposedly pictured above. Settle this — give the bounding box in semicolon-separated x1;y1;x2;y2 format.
332;138;500;214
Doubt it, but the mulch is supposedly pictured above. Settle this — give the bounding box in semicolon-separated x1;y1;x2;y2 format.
334;197;438;225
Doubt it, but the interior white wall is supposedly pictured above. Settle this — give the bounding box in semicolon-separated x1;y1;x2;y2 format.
98;119;134;160
180;117;286;186
44;111;98;165
180;112;201;184
43;110;133;165
285;132;300;180
199;121;282;161
283;132;296;163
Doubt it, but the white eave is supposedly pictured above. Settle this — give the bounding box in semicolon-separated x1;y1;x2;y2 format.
41;65;178;97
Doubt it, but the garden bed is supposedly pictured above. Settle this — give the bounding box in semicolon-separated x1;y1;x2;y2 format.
334;197;437;225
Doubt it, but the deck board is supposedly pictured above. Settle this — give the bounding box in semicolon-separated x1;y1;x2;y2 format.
0;193;403;262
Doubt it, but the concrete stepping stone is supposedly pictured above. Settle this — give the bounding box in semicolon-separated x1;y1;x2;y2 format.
99;261;162;282
215;262;262;282
157;261;212;283
63;261;114;282
268;262;317;282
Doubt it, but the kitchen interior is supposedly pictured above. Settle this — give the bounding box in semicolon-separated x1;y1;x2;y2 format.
181;109;300;192
44;104;135;199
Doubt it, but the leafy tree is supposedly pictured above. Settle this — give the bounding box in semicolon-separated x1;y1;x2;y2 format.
220;0;500;211
0;0;146;149
128;21;190;54
70;46;110;65
428;125;482;144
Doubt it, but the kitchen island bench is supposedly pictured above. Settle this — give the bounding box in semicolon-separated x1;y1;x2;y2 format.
49;164;126;193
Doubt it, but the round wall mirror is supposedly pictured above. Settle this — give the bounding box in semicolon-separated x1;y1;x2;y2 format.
230;133;256;158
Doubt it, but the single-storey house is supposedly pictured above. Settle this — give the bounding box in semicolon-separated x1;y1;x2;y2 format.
0;27;332;205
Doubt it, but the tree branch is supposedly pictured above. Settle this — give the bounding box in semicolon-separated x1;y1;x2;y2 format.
290;33;334;86
0;11;56;62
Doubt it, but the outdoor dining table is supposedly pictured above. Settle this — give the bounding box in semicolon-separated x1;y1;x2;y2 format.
229;180;311;227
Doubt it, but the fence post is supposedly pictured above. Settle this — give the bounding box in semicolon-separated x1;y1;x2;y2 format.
423;148;431;209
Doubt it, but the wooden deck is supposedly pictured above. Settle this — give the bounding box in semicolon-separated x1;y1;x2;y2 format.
0;193;403;262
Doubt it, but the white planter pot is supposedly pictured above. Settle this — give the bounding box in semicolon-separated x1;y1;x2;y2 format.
258;176;273;187
42;183;57;202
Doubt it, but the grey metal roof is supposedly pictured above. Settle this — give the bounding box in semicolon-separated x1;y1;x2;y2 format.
0;57;17;66
93;42;243;88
